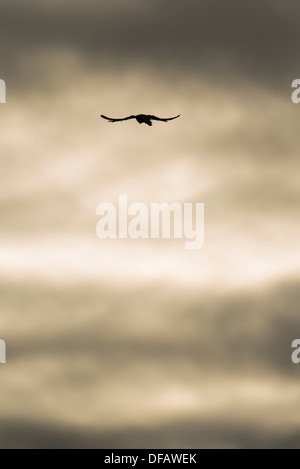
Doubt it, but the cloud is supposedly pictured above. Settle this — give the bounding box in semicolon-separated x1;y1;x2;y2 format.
1;0;300;449
1;416;300;448
1;0;300;92
1;278;300;447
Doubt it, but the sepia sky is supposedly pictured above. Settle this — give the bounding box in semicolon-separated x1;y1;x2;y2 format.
0;0;300;448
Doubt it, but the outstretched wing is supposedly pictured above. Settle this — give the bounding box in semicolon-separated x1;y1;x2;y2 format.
101;114;135;123
149;114;180;122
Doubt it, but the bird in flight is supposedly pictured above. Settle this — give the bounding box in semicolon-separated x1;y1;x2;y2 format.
101;113;180;127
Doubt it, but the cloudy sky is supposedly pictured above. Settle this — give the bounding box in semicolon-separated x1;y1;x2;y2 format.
1;0;300;448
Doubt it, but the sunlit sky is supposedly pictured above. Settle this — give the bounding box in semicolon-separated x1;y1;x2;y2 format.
1;66;300;290
1;0;300;449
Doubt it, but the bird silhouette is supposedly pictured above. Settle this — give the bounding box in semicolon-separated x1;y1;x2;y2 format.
101;114;180;127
